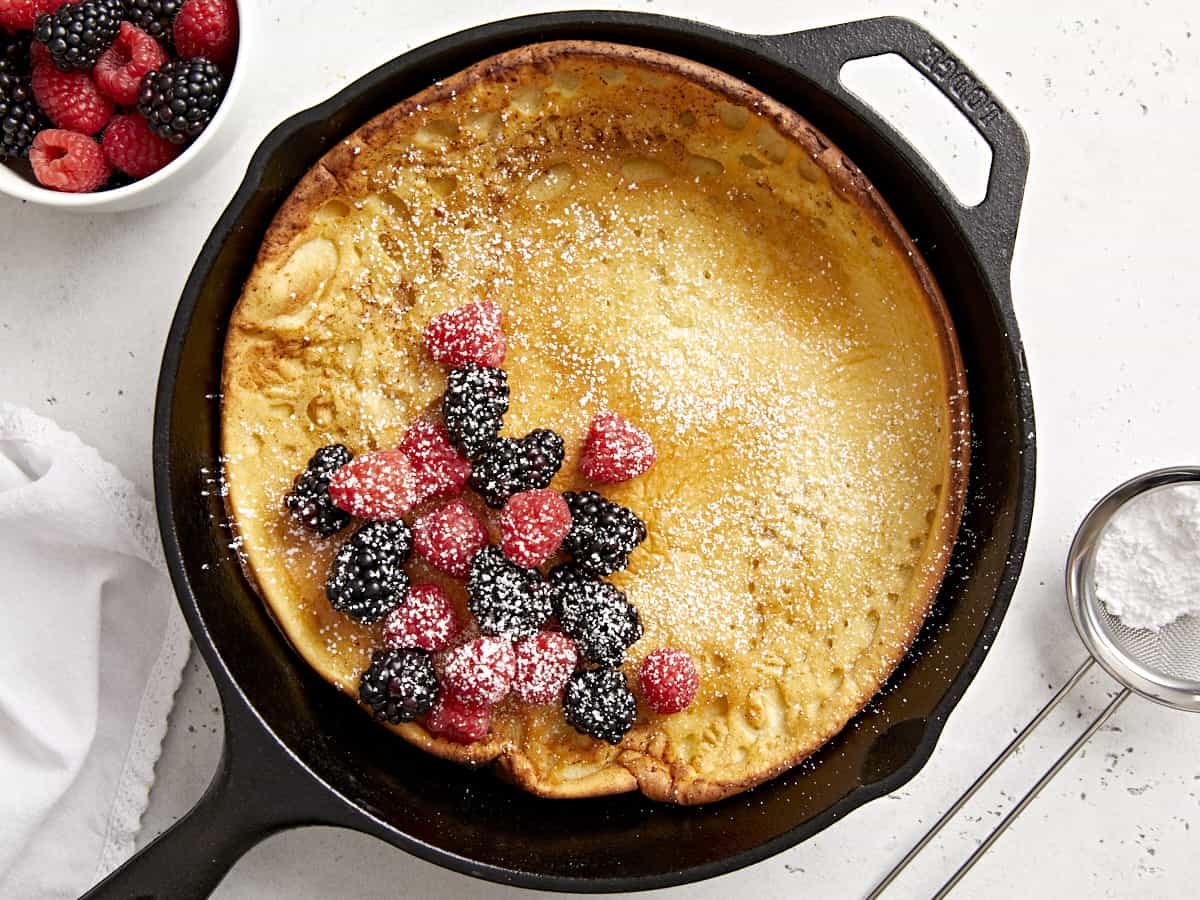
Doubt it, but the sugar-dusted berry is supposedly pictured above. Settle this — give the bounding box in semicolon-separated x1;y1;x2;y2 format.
580;411;656;483
442;363;508;459
383;583;460;652
439;635;515;706
467;546;552;641
424;300;506;369
412;499;488;578
328;449;419;521
326;520;412;623
512;631;577;706
500;489;571;568
399;413;471;504
359;648;438;724
425;694;491;744
638;647;699;714
563;668;637;744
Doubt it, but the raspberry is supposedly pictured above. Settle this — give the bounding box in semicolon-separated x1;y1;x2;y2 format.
423;301;506;369
425;694;491;744
580;411;656;483
29;39;52;70
511;631;577;705
172;0;237;65
383;583;459;652
92;22;167;106
29;128;109;192
102;112;180;178
0;0;40;31
563;668;637;744
439;635;515;706
500;489;571;568
469;429;564;508
328;449;419;521
467;546;552;641
31;62;112;134
442;363;508;459
326;520;412;623
359;648;438;724
412;499;488;578
638;648;699;714
398;413;471;504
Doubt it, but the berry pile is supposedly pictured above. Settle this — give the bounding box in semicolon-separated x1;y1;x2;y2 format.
284;300;702;748
0;0;237;192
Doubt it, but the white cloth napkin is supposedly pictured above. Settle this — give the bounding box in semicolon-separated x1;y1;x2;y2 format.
0;403;189;900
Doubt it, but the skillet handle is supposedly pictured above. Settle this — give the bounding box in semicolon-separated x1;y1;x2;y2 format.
79;703;345;900
756;16;1029;282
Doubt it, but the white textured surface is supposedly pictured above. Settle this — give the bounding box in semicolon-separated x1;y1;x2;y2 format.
2;0;1199;897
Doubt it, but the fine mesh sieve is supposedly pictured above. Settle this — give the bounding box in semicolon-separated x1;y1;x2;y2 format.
870;467;1200;899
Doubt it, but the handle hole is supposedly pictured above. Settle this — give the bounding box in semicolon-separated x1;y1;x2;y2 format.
840;54;992;207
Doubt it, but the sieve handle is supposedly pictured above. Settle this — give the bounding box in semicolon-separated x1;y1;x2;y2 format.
867;657;1096;899
933;686;1131;898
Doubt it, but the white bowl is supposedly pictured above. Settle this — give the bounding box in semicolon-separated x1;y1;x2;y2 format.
0;0;252;212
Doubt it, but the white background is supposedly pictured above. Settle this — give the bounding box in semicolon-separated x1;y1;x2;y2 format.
2;0;1198;897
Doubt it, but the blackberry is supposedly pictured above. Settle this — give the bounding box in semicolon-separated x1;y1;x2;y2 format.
442;363;508;458
138;56;226;144
548;564;642;667
326;520;412;623
284;444;354;536
125;0;184;44
1;32;31;74
562;491;647;576
0;62;44;160
466;546;552;640
469;429;564;508
34;0;123;71
359;648;439;723
563;668;637;744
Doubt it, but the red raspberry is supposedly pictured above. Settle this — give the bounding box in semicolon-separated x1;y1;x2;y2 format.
29;40;53;70
327;449;419;520
423;301;506;368
511;631;577;705
382;584;459;652
92;22;168;107
102;113;180;178
580;411;656;483
29;129;111;193
173;0;238;66
0;0;64;30
399;414;471;504
500;489;571;568
440;636;515;706
412;499;488;578
31;63;113;135
425;694;491;744
638;648;699;714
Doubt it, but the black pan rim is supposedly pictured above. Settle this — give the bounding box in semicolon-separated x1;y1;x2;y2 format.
153;10;1035;893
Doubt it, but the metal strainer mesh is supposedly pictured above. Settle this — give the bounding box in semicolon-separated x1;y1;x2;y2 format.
1092;602;1200;683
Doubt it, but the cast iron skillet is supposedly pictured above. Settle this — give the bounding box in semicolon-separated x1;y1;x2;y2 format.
83;12;1033;898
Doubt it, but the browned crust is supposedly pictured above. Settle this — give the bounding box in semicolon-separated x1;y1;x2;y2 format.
223;41;970;805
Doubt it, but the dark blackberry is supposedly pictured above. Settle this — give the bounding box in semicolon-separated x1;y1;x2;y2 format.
137;56;226;144
34;0;123;71
326;520;412;623
124;0;184;44
0;62;44;160
548;564;642;667
469;429;564;508
563;668;637;744
359;648;439;723
466;546;552;640
1;32;31;74
562;491;647;576
284;444;354;536
442;363;509;458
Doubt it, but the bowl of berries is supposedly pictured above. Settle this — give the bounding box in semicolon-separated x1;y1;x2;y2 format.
0;0;246;210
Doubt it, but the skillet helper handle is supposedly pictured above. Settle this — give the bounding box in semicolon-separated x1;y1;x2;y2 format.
756;16;1030;283
79;704;337;900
